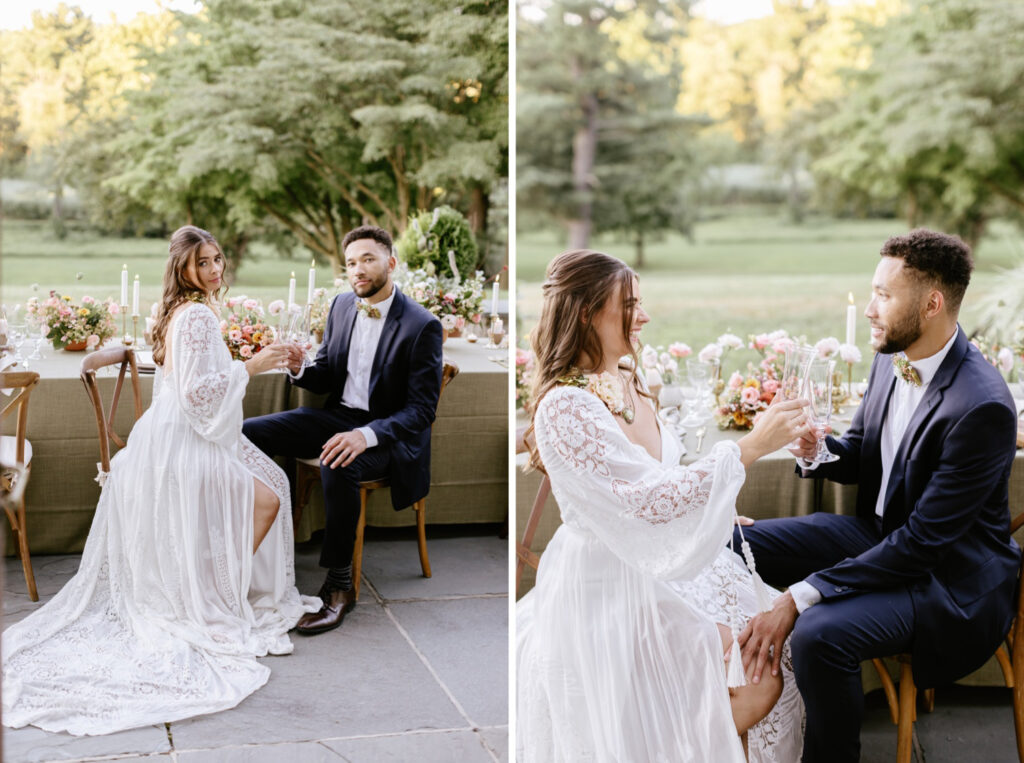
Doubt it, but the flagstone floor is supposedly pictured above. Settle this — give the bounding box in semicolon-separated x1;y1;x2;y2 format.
2;525;509;763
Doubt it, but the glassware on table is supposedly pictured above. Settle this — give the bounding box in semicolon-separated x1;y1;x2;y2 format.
806;359;840;463
678;371;708;427
9;324;27;365
28;323;46;360
487;315;505;348
687;359;718;410
780;343;817;402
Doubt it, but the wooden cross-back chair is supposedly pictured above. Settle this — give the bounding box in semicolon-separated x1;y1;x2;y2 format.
80;347;144;478
0;370;41;599
293;359;459;600
874;509;1024;763
515;425;551;598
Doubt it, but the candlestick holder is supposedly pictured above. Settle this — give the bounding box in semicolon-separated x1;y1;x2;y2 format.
487;313;504;349
121;305;131;345
847;361;854;399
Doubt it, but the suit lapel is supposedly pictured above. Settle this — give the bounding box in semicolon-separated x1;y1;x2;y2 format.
881;327;968;523
369;289;405;396
335;296;357;373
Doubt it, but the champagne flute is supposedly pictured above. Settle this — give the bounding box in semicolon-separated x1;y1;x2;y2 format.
679;368;706;427
806;359;840;463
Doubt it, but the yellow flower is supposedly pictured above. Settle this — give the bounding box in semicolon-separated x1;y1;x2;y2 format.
77;307;89;316
63;295;72;301
252;331;262;344
743;378;760;389
230;324;240;331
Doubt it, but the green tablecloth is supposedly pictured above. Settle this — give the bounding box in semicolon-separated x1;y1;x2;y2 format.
4;337;508;555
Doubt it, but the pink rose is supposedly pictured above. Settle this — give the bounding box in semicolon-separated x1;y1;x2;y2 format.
455;315;466;331
108;302;120;315
728;371;744;390
229;329;243;342
242;325;254;337
751;334;770;351
741;387;760;406
471;313;482;324
220;320;229;331
86;334;100;349
239;344;253;358
243;299;259;311
762;378;780;396
82;296;95;305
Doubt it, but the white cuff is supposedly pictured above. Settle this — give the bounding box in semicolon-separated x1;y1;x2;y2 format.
357;426;378;449
285;363;305;381
789;580;822;613
796;456;819;472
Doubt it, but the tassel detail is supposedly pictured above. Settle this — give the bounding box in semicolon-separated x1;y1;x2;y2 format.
737;525;774;614
726;633;746;688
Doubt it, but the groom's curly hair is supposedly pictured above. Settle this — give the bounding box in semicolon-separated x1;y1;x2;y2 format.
880;229;974;314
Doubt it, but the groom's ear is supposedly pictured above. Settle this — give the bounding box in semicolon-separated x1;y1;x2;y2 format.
923;288;944;319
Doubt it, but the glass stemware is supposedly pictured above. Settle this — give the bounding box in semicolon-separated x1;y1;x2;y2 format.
780;343;816;402
806;359;840;463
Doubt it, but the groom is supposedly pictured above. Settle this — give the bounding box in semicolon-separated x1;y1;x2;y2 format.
244;225;443;635
736;229;1020;762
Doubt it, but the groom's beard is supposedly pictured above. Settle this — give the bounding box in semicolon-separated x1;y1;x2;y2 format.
874;309;924;355
353;272;389;299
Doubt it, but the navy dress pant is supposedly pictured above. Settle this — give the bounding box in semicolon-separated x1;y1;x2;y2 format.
243;406;390;569
734;514;917;763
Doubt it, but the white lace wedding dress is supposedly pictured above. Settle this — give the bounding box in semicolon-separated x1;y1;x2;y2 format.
2;303;319;735
517;385;804;762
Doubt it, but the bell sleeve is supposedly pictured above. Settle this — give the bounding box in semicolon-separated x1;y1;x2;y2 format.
171;304;249;448
534;386;746;580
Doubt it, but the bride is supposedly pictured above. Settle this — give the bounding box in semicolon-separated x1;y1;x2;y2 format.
517;250;808;762
3;225;320;735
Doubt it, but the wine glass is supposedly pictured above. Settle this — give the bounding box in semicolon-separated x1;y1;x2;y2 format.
9;324;27;365
806;359;840;463
780;343;816;402
679;368;707;427
687;359;717;410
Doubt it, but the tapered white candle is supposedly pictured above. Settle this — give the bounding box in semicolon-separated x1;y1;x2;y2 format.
132;276;140;316
308;260;316;304
492;274;500;315
288;272;296;307
121;265;128;306
846;292;856;346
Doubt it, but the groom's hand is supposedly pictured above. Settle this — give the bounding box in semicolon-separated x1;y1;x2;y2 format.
738;591;798;684
321;431;367;469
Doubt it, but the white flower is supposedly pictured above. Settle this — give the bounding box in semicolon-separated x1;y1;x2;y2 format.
645;367;663;389
288;302;303;314
268;299;285;316
440;314;457;330
717;333;743;350
586;372;626;415
998;346;1014;373
838;343;862;364
698;343;723;363
815;337;840;358
334;277;346;289
641;345;659;369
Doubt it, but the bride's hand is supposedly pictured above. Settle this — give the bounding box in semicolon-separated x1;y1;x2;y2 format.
737;398;810;467
244;343;292;376
735;516;754;526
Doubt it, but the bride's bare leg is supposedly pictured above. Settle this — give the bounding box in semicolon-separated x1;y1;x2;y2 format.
253;478;280;553
718;624;783;738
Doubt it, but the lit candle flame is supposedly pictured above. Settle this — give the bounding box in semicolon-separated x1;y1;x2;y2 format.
848;292;855;305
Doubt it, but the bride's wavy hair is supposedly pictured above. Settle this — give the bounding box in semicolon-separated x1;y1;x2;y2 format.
524;249;648;472
151;225;228;366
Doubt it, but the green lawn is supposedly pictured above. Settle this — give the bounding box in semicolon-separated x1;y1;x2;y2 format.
515;213;1024;381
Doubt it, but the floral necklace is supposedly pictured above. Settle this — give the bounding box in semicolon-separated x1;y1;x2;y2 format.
557;368;635;424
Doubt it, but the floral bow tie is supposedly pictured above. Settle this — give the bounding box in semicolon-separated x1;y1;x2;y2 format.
356;301;381;319
892;355;921;387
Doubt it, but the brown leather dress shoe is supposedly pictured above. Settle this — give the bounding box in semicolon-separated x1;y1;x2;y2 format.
295;586;356;635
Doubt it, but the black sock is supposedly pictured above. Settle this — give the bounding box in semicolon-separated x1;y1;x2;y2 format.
325;564;353;591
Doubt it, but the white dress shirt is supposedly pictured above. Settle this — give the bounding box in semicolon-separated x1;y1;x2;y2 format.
341;288;396;449
789;327;960;613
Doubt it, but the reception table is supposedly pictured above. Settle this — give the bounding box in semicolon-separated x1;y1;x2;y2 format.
3;337;508;555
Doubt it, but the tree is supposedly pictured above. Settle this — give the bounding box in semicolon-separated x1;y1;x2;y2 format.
517;0;697;253
107;0;508;276
811;0;1024;248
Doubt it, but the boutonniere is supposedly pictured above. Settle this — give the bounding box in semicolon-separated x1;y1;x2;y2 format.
557;369;635;424
356;300;381;319
892;355;921;387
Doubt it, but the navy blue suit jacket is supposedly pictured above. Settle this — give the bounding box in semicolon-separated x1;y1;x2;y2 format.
291;288;443;510
803;327;1019;687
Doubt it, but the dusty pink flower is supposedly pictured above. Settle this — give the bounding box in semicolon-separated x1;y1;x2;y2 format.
86;334;100;349
229;329;243;342
668;342;692;359
741;387;760;406
243;298;259;311
728;371;744;390
762;378;780;396
239;344;253;358
108;302;121;315
82;296;95;305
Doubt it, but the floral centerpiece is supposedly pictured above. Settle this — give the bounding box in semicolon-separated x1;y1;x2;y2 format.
27;291;118;350
516;346;535;411
717;369;779;430
640;343;690;389
306;287;332;340
970;333;1019;381
392;264;486;336
220;296;275;360
396;206;478;280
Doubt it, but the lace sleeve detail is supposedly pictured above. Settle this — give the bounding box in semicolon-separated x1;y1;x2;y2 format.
534;386;746;580
172;304;249;448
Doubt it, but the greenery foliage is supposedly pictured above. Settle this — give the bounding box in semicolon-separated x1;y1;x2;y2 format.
396;206;478;278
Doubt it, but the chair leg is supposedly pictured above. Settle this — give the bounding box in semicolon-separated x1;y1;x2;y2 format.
293;463;317;528
16;497;38;602
352;487;368;601
897;660;916;763
1013;617;1024;763
414;498;431;579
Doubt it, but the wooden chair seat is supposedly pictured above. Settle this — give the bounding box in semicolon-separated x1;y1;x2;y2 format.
292;360;458;600
0;370;40;600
